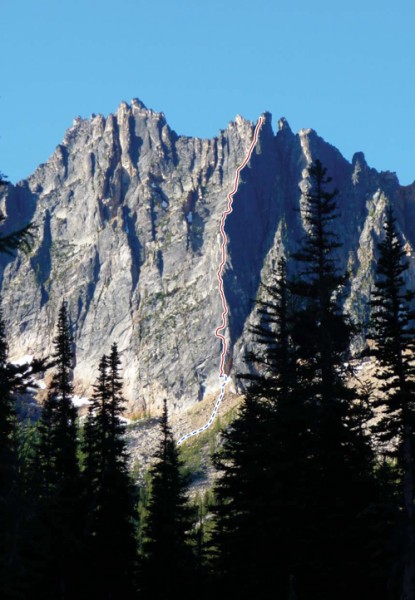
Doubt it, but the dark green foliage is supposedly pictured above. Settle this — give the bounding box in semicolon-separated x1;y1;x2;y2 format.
0;302;20;599
0;301;49;599
192;490;213;576
369;207;415;598
136;467;152;554
82;344;137;599
242;257;296;398
290;160;351;404
0;216;34;256
288;160;384;598
17;421;39;501
141;400;196;598
36;302;78;495
211;258;316;597
369;207;415;445
290;160;369;440
0;305;48;500
29;302;82;599
211;395;282;595
0;303;18;498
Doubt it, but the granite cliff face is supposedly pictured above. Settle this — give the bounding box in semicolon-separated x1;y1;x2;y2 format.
1;98;415;415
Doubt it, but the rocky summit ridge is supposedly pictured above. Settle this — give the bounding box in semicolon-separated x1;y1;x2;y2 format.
1;98;415;416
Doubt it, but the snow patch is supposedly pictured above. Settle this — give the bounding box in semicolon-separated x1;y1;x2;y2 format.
13;355;34;366
72;395;91;408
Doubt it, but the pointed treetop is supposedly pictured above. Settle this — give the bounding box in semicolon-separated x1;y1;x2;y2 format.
161;399;170;436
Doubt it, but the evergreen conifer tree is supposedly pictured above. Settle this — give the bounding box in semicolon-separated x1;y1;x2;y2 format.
211;258;316;598
82;345;137;599
369;207;415;599
36;302;78;494
288;159;383;598
141;400;195;598
31;301;82;599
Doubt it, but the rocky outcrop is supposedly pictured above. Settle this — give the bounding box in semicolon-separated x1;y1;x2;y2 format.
1;98;415;415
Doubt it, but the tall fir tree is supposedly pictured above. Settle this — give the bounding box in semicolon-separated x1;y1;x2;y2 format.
290;160;349;406
369;207;415;599
36;302;78;494
210;258;318;598
30;301;82;599
141;400;195;598
82;344;137;599
288;159;384;598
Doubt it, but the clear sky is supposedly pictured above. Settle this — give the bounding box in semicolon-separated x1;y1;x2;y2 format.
1;0;415;184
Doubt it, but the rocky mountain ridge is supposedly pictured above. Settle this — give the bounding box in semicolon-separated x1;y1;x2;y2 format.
1;98;415;416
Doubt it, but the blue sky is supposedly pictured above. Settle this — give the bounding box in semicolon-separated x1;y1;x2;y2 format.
1;0;415;184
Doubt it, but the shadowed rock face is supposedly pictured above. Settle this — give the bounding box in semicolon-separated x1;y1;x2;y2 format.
1;98;415;415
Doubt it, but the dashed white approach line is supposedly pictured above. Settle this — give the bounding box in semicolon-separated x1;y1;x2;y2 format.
177;116;265;446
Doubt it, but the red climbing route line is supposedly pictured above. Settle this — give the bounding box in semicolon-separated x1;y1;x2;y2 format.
215;116;265;376
177;116;264;446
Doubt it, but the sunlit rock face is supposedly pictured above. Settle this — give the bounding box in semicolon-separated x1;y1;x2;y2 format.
1;98;415;414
